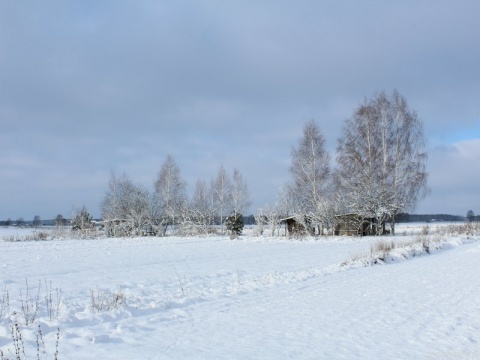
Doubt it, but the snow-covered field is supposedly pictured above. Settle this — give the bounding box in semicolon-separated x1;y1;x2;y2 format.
1;223;479;359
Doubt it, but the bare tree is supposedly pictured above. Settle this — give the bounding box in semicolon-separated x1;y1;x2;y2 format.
317;179;338;235
256;203;283;237
276;183;299;219
55;214;65;227
101;173;150;236
336;90;429;234
102;173;138;220
263;184;304;237
33;215;41;228
253;207;267;236
175;179;214;236
154;155;187;235
467;210;475;222
231;168;251;219
289;120;331;234
189;179;214;234
212;164;232;234
125;183;150;235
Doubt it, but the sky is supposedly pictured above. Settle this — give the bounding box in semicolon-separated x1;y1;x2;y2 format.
1;1;479;220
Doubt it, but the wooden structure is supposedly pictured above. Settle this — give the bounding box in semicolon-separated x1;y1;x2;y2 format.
334;214;377;236
280;215;315;236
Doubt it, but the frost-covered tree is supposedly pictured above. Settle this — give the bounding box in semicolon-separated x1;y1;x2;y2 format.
191;179;215;232
289;120;331;234
231;168;251;219
101;173;150;236
253;207;267;236
177;179;214;236
336;90;429;234
33;215;41;228
102;173;129;220
258;183;309;238
212;164;232;233
256;203;283;237
154;155;187;234
71;207;93;231
276;183;299;219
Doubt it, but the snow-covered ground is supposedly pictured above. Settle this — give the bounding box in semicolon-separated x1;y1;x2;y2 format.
1;223;479;359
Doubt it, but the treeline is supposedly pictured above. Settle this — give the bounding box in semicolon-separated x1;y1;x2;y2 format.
396;213;465;223
0;215;257;228
0;219;67;227
1;213;469;229
99;156;251;237
0;215;72;227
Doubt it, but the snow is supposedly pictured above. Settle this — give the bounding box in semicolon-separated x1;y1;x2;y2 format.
1;224;479;359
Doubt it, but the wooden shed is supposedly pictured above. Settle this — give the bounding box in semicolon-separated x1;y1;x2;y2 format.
334;214;377;236
280;215;315;236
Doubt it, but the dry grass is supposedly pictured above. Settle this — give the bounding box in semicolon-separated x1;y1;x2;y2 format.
370;239;396;255
342;222;480;268
90;288;127;312
2;231;51;242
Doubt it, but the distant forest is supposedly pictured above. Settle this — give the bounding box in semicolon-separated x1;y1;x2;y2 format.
395;213;467;223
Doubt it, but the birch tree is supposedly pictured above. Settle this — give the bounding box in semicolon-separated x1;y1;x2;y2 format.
212;164;232;233
256;204;282;237
276;183;299;219
231;168;251;219
289;120;331;234
185;179;214;235
101;173;150;236
336;90;428;234
154;155;187;234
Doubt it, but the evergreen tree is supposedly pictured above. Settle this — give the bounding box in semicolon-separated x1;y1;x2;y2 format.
225;212;244;237
72;207;93;231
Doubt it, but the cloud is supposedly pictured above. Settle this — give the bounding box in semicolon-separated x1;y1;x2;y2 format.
416;139;480;215
0;1;480;218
